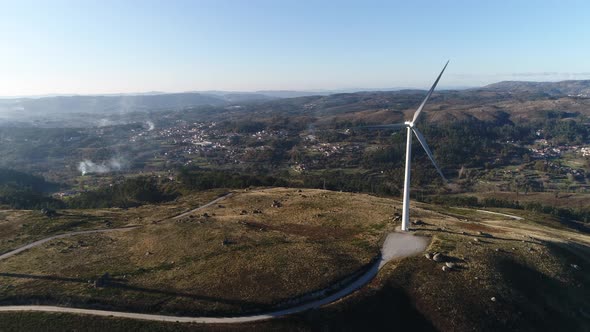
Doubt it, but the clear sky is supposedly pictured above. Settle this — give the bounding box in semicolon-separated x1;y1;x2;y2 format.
1;0;590;96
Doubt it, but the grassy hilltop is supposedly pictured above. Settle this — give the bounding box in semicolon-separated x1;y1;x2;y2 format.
0;187;588;331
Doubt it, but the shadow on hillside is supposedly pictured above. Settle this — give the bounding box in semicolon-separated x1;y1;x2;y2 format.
496;256;589;331
252;283;438;331
0;272;262;307
413;227;541;245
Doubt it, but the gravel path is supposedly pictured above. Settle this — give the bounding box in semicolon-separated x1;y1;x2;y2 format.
172;193;233;220
476;209;523;220
0;229;428;323
0;226;140;261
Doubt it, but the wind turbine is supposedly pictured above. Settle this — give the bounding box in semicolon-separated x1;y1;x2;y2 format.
364;61;449;231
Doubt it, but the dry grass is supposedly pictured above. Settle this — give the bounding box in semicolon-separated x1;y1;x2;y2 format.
0;189;588;330
468;191;590;211
0;188;397;316
0;190;226;256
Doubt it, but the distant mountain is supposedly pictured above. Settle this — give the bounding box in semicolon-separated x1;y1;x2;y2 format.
482;80;590;97
0;92;276;116
254;90;330;98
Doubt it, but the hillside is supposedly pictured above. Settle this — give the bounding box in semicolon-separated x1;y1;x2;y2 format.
483;80;590;97
0;188;588;330
0;92;276;116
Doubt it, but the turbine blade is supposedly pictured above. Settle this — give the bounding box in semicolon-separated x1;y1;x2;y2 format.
412;127;447;182
360;123;406;130
411;60;449;124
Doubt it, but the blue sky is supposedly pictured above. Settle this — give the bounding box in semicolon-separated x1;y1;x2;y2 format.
1;0;590;96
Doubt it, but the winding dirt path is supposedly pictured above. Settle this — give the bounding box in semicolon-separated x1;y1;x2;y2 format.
0;193;429;324
172;193;233;220
475;209;523;220
0;226;140;261
0;233;428;323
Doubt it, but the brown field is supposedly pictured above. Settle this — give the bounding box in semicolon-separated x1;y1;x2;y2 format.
0;187;588;331
0;188;396;316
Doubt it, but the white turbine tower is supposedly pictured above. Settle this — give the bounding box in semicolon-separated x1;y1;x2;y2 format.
365;61;449;231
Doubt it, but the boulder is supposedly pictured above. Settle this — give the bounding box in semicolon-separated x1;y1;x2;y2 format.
433;253;444;262
94;272;110;288
425;253;433;260
40;208;57;217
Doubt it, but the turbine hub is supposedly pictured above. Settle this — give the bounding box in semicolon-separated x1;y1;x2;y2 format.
404;121;413;128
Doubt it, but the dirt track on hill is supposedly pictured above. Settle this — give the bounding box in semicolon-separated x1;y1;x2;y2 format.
0;226;140;261
0;216;428;323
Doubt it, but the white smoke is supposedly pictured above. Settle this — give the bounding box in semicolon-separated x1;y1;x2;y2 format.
78;158;126;175
146;120;155;131
97;118;114;127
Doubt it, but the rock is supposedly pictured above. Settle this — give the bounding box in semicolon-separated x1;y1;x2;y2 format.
253;209;262;214
240;210;248;215
94;272;110;288
425;253;433;260
445;262;456;269
145;251;152;256
217;204;225;208
202;213;209;218
473;238;480;242
40;208;57;217
271;200;282;208
413;220;425;225
491;297;497;302
495;248;500;252
442;266;450;272
461;231;467;235
433;253;444;262
571;264;581;270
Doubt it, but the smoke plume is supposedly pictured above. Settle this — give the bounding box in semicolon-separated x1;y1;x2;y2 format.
78;158;126;175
